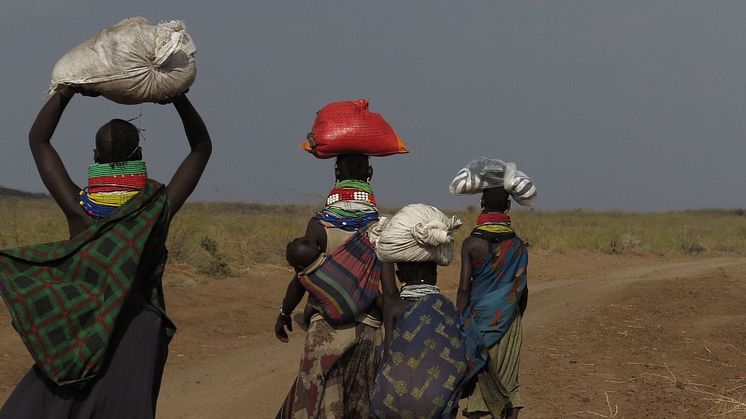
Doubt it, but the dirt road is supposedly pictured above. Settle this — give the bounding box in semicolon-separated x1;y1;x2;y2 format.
2;253;745;418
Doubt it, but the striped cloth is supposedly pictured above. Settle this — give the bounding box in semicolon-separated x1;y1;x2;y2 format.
449;157;536;206
298;230;381;324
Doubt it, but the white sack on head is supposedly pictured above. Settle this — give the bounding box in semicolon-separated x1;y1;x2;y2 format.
449;156;537;206
375;204;462;266
50;17;197;104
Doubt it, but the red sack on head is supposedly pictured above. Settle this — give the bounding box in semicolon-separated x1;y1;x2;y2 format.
300;99;409;159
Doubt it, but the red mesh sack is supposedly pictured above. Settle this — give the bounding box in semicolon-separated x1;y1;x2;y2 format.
300;99;409;159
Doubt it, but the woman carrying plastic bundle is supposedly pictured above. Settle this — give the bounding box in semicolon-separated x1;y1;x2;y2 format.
370;204;468;419
0;87;211;419
450;157;536;419
276;99;407;419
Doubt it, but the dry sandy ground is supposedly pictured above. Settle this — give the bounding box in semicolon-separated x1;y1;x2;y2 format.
1;252;745;418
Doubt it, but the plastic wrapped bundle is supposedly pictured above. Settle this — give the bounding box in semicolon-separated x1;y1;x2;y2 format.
373;204;462;266
449;156;537;206
49;17;196;104
300;99;409;158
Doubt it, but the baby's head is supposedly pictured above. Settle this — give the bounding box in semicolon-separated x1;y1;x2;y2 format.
286;236;322;273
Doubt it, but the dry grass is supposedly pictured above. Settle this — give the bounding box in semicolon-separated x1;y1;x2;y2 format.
616;361;745;417
2;197;746;278
570;392;619;417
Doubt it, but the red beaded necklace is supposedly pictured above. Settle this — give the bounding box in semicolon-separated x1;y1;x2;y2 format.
476;212;511;225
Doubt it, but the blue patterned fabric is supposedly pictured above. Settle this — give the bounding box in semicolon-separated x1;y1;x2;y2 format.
371;294;468;418
463;237;528;377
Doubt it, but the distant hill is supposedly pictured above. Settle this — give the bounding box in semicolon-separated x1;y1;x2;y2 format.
0;186;47;198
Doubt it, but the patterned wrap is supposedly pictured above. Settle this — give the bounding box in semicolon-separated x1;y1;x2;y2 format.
371;294;468;419
298;230;382;324
463;236;528;377
0;180;173;386
277;318;382;419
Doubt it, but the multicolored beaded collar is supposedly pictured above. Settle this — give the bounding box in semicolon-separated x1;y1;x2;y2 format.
325;179;377;207
472;212;515;243
79;161;147;219
315;179;379;231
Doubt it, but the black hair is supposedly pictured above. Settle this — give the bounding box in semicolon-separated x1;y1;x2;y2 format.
286;237;321;272
395;261;438;283
482;187;510;212
95;119;141;163
335;154;370;181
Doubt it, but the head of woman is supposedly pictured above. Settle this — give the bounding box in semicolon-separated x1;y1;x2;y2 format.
334;154;372;182
395;261;438;285
481;187;511;213
94;119;141;164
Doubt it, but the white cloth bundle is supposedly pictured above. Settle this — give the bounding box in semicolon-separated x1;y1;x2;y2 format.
374;204;462;266
49;17;196;104
449;156;537;206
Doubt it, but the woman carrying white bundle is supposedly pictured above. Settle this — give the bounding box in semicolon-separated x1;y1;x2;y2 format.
370;204;468;419
49;17;197;104
450;157;534;419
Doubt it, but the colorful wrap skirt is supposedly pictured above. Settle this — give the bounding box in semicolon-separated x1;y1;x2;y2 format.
277;314;382;419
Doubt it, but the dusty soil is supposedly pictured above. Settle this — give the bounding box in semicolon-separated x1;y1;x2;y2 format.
1;252;745;418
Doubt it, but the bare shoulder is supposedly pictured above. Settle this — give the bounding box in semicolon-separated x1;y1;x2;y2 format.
463;235;489;258
462;235;484;251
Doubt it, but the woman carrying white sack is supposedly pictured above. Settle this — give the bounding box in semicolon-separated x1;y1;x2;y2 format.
451;157;535;419
49;17;197;104
369;204;468;419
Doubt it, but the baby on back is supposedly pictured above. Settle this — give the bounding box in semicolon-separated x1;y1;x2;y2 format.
286;236;383;328
285;237;323;329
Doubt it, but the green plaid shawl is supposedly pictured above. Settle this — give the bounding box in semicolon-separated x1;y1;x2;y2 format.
0;179;173;386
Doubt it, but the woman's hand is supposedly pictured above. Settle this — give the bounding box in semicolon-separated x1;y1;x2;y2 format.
155;89;190;105
57;85;101;98
382;298;408;361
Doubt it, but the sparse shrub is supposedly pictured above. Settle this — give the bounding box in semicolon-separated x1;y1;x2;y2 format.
198;236;232;278
678;230;706;255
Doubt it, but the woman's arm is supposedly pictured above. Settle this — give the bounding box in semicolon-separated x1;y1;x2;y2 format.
381;262;405;358
28;91;82;221
456;239;475;313
304;218;327;252
166;94;212;214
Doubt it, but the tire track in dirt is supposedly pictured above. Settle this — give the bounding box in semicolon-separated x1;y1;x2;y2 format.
525;257;746;332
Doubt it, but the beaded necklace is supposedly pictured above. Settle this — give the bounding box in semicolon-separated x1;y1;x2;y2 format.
472;212;515;243
476;212;511;225
79;160;147;219
315;179;379;231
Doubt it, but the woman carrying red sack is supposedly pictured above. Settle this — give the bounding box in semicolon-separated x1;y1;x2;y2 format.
275;100;407;419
